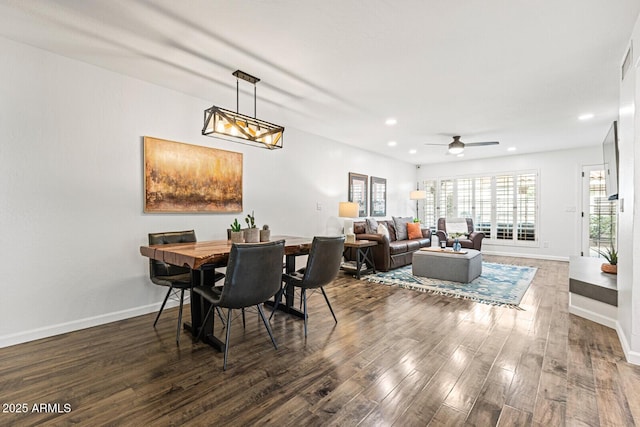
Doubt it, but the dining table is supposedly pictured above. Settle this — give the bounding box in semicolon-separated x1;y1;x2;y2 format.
139;235;313;351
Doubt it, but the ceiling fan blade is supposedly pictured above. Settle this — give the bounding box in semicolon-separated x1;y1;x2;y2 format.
464;141;499;147
424;143;447;146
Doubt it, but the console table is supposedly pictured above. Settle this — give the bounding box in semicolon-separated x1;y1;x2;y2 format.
568;255;617;328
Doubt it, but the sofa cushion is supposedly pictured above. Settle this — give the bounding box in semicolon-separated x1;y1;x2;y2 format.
389;241;408;255
416;238;431;247
365;218;379;234
407;222;422;239
406;240;421;251
392;216;413;240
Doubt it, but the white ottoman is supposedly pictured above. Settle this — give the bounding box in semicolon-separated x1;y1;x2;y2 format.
412;249;482;283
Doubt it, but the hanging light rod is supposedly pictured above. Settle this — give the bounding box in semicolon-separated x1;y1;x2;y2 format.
202;69;284;150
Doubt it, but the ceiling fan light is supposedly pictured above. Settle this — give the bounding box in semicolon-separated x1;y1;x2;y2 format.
448;141;464;154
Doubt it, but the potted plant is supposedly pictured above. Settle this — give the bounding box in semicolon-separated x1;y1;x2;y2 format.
244;211;260;243
260;224;271;242
229;218;244;243
597;246;618;274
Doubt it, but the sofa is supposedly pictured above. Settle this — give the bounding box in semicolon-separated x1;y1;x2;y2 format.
435;217;484;251
344;217;431;272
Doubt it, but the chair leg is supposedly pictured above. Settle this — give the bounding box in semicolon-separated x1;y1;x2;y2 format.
223;309;233;371
153;286;173;327
302;289;308;337
257;305;278;350
242;308;246;329
176;289;184;346
269;286;285;320
216;307;226;327
320;287;338;324
195;304;214;342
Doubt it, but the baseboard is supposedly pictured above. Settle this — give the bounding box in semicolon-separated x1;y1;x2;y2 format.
482;250;569;262
568;293;618;329
616;323;640;365
0;300;180;349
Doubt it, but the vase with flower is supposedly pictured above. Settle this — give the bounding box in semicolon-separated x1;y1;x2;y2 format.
451;232;464;252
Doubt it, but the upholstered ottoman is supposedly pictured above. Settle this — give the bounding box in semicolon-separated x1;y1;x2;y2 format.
412;248;482;282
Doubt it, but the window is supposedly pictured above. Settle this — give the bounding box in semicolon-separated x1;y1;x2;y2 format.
423;170;538;245
495;175;514;240
457;178;473;218
516;173;536;241
421;180;437;230
587;169;617;256
439;179;454;219
474;177;492;238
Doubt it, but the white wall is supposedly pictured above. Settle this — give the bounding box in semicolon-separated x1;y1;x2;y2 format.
616;14;640;364
0;37;416;347
417;146;604;260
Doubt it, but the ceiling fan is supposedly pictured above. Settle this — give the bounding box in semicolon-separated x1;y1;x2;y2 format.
425;135;499;155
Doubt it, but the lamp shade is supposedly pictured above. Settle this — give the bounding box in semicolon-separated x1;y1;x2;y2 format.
338;202;359;218
409;190;427;200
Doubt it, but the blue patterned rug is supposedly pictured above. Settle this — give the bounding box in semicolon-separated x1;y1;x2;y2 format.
363;262;537;309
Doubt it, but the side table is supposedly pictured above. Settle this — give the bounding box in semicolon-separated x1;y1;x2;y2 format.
342;240;377;279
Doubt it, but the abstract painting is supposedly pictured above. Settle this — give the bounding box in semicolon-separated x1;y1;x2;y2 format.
144;136;242;213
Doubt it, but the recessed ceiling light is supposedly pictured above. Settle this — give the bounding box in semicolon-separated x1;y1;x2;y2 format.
409;149;417;154
385;118;397;126
507;147;517;152
387;141;397;147
578;113;594;121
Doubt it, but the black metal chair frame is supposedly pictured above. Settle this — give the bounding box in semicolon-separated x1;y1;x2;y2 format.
149;230;224;345
271;236;345;337
194;240;285;370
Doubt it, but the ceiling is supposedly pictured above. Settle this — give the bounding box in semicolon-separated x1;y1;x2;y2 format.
1;0;638;164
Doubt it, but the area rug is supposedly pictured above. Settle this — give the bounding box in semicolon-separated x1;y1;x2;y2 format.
363;262;537;309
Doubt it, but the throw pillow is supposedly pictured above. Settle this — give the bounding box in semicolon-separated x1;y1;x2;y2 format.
365;218;379;234
407;222;422;240
377;223;390;239
392;216;413;240
446;218;468;235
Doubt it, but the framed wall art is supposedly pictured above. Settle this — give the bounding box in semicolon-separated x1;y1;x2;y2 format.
370;176;387;217
348;172;368;217
143;136;243;213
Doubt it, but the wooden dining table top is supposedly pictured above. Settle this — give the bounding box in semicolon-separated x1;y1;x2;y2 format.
139;235;313;269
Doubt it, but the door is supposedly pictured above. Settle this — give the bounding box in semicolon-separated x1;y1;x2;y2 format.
581;165;617;257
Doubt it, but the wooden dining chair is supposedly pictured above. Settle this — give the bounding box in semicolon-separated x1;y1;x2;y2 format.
271;236;345;337
148;230;224;345
193;240;285;370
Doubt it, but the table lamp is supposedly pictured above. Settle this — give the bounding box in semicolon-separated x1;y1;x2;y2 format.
338;202;359;243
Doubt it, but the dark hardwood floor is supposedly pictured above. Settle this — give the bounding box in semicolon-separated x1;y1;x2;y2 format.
1;256;639;426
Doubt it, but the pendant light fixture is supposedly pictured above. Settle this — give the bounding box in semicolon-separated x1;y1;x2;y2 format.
202;70;285;149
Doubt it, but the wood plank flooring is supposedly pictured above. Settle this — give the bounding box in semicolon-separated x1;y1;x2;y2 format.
1;256;639;426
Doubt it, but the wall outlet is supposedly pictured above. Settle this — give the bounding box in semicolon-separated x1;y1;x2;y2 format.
543;241;549;248
316;202;322;211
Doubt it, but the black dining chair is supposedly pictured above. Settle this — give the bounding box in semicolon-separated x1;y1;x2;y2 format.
193;240;285;370
148;230;225;345
272;236;345;337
